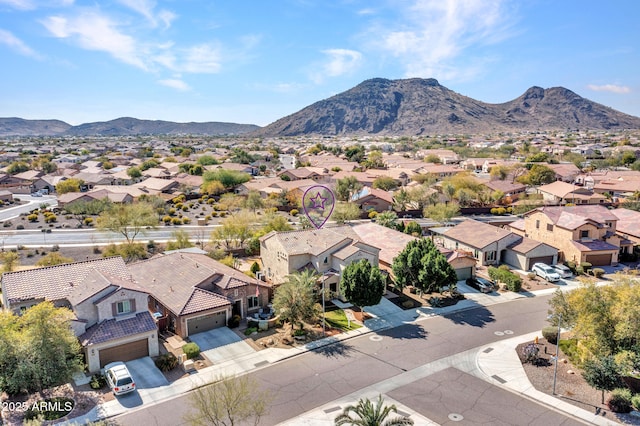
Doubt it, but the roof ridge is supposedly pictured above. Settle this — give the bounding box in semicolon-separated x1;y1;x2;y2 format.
2;255;125;276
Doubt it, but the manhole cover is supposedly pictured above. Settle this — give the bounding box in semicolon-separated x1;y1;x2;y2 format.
448;413;464;421
504;330;514;335
494;331;504;336
369;335;383;341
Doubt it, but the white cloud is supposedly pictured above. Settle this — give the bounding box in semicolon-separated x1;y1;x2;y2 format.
158;78;190;91
116;0;176;29
42;11;147;69
310;48;362;84
180;44;222;73
367;0;513;80
0;0;34;10
587;84;631;94
0;29;42;59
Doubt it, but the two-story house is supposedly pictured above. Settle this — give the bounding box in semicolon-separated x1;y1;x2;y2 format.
1;257;159;373
510;205;629;266
260;226;380;295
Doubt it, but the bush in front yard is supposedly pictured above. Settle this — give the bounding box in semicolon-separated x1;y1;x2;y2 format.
228;314;241;328
183;342;200;359
155;353;179;371
592;268;605;278
90;373;107;389
542;326;559;344
607;388;633;413
631;394;640;411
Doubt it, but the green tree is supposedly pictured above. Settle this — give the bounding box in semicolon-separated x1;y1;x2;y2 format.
203;169;251;189
332;202;361;224
372;176;398;191
364;150;385;169
212;210;256;250
35;252;74;267
391;238;457;293
375;210;399;229
166;229;195;251
65;198;113;226
126;166;142;179
7;161;29;175
244;190;265;212
423;202;460;224
489;165;511;180
340;259;386;309
0;251;20;272
403;221;422;236
0;302;83;394
260;212;293;233
334;394;414;426
102;242;148;263
197;154;219;166
184;374;272;426
335;176;363;202
344;145;365;163
272;270;320;333
97;202;158;244
55;178;84;195
517;164;556;186
525;152;549;162
582;355;622;404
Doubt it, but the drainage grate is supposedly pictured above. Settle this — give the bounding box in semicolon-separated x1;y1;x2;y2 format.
491;374;506;384
254;361;269;368
483;347;494;353
324;406;341;414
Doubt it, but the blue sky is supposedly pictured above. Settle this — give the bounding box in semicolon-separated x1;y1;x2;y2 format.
1;0;639;127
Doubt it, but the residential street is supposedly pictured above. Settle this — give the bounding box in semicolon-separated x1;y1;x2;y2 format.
114;294;586;426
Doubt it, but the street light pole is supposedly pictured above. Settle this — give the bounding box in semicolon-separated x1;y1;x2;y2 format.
322;273;326;337
552;313;562;395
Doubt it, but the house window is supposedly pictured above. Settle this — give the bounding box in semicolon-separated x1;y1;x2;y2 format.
536;220;540;229
546;224;553;232
116;300;131;315
486;251;497;262
323;257;328;264
580;230;589;238
248;296;259;309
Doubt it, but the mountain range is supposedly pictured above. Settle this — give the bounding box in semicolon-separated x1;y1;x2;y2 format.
2;78;640;137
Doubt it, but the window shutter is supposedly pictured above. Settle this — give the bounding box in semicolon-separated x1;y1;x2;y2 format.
130;298;136;312
112;303;117;316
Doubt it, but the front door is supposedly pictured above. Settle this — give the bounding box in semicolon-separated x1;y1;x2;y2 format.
233;300;242;317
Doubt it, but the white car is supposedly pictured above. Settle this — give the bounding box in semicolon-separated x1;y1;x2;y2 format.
104;362;136;395
552;264;573;278
532;263;561;282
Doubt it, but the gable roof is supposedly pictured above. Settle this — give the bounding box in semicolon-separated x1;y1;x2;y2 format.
612;208;640;238
349;222;416;266
261;227;354;256
1;257;131;306
80;311;156;346
529;205;618;229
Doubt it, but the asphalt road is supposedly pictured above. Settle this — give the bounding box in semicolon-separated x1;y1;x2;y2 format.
115;295;584;426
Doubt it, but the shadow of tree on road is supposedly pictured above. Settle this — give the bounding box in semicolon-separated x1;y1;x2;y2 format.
377;323;429;340
313;340;354;358
443;303;495;327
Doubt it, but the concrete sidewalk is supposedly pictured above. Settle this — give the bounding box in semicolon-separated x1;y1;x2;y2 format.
69;279;609;425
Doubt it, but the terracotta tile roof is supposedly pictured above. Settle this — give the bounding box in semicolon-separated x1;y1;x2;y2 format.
349;222;416;266
533;205;618;229
483;180;526;194
537;181;583;198
509;219;526;232
80;311;156;346
181;288;231;315
440;219;514;249
507;237;552;254
264;226;355;256
128;252;255;315
2;257;131;306
571;239;619;252
612;208;640;238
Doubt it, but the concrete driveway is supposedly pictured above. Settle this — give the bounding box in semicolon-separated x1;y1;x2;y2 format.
189;328;255;364
125;357;169;390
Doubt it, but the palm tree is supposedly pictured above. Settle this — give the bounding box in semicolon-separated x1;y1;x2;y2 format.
334;395;414;426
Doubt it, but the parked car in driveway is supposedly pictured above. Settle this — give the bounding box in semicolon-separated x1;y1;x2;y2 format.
104;362;136;395
552;264;572;279
467;276;495;293
532;263;561;282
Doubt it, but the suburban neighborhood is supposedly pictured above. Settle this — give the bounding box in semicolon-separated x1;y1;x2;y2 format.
0;131;640;424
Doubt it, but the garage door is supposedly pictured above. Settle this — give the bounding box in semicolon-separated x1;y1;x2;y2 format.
99;339;149;368
585;253;612;266
187;311;226;336
527;256;554;270
455;267;473;281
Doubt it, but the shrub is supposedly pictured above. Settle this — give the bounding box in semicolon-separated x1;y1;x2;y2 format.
52;244;60;252
290;209;299;217
631;394;640;411
17;224;24;230
607;388;633;413
182;342;200;359
220;211;227;217
182;217;191;224
182;205;189;212
490;207;498;215
174;203;184;210
90;374;107;389
566;261;576;273
244;327;258;336
580;262;592;272
171;217;182;225
168;208;176;215
250;261;260;276
368;210;378;219
542;326;559;344
154;353;179;371
44;213;57;223
3;220;11;228
592;268;605;278
27;213;38;222
522;343;540;364
83;217;94;226
575;265;584;275
527;272;537;281
228;314;241;328
211;211;219;217
163;215;172;223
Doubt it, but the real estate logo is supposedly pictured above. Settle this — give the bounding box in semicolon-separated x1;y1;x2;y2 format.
302;185;335;229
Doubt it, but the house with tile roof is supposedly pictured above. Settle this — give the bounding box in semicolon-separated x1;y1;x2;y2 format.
259;226;380;296
128;252;269;339
536;181;606;205
510;205;631;266
352;187;394;213
1;257;159;373
432;219;558;269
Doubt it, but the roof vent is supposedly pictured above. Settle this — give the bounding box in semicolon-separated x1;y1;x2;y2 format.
169;286;174;292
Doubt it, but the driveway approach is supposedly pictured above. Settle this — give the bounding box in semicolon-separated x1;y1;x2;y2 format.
188;328;255;364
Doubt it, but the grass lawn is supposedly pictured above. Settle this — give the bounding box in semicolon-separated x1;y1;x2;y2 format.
324;309;362;331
